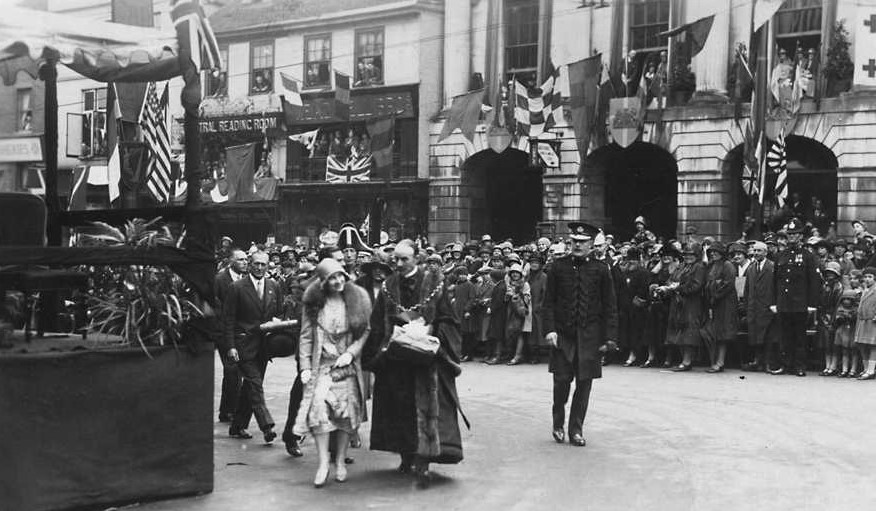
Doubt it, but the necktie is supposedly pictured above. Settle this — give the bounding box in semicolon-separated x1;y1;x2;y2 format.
256;279;263;300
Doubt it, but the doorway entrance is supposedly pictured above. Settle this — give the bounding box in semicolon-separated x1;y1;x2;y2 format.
463;149;543;243
586;142;678;241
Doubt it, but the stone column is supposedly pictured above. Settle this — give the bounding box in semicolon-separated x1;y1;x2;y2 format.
443;0;472;106
692;8;729;98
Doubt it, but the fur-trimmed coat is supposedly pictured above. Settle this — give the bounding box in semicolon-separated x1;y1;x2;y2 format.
293;279;372;435
362;268;464;464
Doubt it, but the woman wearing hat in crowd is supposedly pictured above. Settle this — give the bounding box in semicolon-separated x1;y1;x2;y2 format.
834;286;862;377
293;258;372;487
818;261;845;376
702;241;739;373
661;242;707;371
505;263;532;365
647;245;680;368
526;254;548;364
631;216;657;248
854;267;876;380
619;247;653;367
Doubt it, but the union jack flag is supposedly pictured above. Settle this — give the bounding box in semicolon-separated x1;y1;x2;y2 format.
326;154;372;183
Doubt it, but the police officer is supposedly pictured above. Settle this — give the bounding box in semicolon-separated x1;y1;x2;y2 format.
543;222;618;447
769;218;822;376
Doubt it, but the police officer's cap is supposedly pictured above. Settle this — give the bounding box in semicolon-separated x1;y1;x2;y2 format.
568;222;600;242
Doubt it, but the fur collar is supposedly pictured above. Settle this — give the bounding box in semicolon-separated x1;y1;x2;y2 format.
302;280;372;335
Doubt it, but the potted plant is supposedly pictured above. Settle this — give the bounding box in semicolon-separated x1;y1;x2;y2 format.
823;20;854;97
0;217;216;511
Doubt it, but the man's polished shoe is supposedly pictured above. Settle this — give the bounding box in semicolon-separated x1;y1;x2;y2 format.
263;429;277;443
671;364;692;372
229;428;252;439
552;427;565;444
569;434;586;447
769;367;787;375
795;369;806;377
706;365;724;374
218;413;234;423
285;439;303;457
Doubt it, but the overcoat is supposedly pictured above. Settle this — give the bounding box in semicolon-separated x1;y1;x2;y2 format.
618;265;651;350
665;261;706;347
362;268;464;464
704;259;739;343
854;286;876;346
527;269;547;346
773;245;822;312
542;255;618;379
745;259;779;346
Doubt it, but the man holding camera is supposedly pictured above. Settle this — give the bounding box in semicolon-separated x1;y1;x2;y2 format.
543;222;618;447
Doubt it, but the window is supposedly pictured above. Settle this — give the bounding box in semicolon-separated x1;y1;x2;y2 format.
81;88;107;158
250;41;274;94
629;0;670;52
505;0;540;87
355;28;384;87
16;88;32;132
774;0;822;57
207;47;229;97
304;34;331;88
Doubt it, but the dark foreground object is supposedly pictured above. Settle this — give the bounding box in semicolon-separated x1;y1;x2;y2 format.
0;343;214;510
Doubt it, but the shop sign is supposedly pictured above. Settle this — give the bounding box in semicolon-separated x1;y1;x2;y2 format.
0;136;43;162
199;114;281;134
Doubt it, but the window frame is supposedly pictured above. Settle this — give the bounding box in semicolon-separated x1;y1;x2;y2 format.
504;0;540;87
81;87;108;159
628;0;670;53
354;27;385;87
774;0;822;56
250;39;275;95
16;88;32;132
206;46;229;97
303;33;332;90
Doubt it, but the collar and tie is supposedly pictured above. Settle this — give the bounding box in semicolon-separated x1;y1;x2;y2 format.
251;277;264;300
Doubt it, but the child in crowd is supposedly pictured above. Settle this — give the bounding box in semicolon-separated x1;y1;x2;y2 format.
834;288;859;377
853;267;876;380
819;262;844;375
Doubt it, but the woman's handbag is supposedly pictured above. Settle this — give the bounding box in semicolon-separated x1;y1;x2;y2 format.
386;320;440;365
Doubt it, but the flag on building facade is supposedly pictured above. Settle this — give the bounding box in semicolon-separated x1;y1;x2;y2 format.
326;153;372;183
139;81;172;203
334;70;351;120
768;129;788;207
224;142;256;202
741;122;760;198
68;166;89;211
170;0;222;73
367;116;394;178
438;89;483;143
853;4;876;88
513;67;563;138
657;15;715;58
568;54;601;162
288;127;320;156
106;82;123;203
278;72;303;106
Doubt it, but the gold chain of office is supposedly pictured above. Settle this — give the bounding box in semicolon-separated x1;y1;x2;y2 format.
381;280;444;314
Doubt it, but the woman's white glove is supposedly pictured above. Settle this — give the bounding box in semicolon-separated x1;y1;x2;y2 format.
300;369;312;384
335;352;353;368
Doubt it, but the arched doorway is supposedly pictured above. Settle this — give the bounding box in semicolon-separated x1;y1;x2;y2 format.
463;149;543;242
585;142;678;241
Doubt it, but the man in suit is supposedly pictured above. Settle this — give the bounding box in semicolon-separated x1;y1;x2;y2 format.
222;251;281;442
543;222;618;447
744;241;780;371
770;218;822;376
215;249;247;423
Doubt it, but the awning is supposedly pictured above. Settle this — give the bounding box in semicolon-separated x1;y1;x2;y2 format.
0;7;180;85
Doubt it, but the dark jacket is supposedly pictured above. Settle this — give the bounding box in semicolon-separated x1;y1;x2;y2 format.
773;245;822;312
704;259;739;343
221;276;282;360
543;255;618;379
745;259;779;346
527;269;547;346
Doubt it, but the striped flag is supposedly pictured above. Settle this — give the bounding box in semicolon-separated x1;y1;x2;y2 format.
514;68;563;137
170;0;223;72
767;129;788;207
106;83;123;203
140;82;172;203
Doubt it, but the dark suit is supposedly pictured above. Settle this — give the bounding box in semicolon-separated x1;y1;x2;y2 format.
215;268;241;419
222;276;282;433
772;245;822;371
745;259;779;367
543;255;618;437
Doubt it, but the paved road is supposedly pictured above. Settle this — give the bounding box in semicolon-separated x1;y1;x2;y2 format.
140;357;876;511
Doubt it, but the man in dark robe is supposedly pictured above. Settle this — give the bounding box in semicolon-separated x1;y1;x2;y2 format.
362;240;465;489
543;222;618;447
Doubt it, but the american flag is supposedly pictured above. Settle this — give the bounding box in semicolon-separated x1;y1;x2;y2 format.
326;154;372;183
170;0;223;72
140;82;172;203
513;68;563;137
